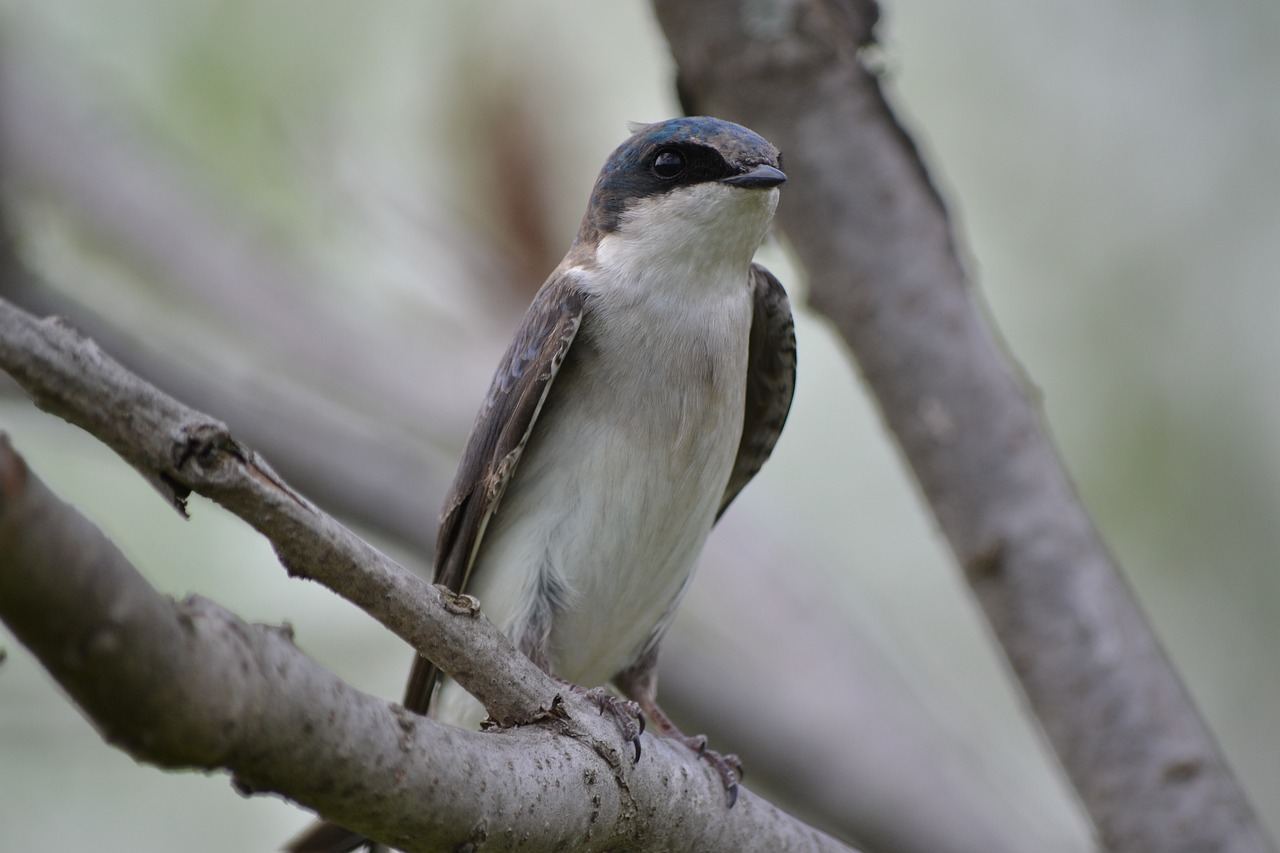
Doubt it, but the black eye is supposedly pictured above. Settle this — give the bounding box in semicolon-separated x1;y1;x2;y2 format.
652;149;685;179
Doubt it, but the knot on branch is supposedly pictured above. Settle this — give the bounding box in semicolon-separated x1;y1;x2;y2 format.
172;420;246;477
439;587;482;617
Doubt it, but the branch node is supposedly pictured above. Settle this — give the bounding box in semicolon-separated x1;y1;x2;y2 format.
539;692;570;722
439;587;482;617
172;420;241;475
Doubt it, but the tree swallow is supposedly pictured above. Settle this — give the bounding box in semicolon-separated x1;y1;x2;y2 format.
288;116;795;853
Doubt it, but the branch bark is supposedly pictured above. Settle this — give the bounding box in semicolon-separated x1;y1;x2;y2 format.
0;297;857;853
651;1;1275;851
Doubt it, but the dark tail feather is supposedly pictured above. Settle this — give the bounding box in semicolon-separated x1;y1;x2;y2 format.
282;820;373;853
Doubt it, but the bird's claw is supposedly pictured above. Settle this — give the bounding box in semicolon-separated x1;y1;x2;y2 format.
676;734;741;806
581;687;644;762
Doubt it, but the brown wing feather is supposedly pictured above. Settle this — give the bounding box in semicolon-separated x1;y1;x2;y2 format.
718;263;796;519
404;271;589;714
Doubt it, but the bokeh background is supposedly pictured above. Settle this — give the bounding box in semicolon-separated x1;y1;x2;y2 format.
1;1;1277;851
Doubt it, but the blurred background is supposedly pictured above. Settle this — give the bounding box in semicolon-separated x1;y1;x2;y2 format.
0;1;1277;851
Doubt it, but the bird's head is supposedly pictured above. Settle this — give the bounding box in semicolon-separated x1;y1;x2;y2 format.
576;117;785;267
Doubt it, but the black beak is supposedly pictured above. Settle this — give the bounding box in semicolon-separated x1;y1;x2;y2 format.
720;164;787;189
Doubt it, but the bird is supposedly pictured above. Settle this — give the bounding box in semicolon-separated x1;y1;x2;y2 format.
286;115;796;853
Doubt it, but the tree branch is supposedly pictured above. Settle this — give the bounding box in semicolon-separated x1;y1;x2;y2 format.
652;1;1275;851
0;298;858;853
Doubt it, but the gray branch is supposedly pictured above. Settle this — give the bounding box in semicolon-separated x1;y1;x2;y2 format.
0;298;857;853
651;1;1275;851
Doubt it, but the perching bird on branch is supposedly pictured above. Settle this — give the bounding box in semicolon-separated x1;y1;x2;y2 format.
288;116;795;853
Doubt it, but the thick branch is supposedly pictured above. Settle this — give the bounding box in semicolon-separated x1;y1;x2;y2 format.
0;434;852;852
652;1;1275;851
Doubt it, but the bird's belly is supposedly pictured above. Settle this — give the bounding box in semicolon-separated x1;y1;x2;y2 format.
467;343;744;684
540;420;734;683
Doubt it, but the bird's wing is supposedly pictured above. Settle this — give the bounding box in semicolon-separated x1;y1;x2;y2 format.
717;262;797;519
403;269;589;714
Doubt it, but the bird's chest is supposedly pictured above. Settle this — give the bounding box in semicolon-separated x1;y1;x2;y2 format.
567;294;748;455
528;289;751;538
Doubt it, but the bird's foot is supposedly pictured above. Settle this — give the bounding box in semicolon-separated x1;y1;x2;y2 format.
553;681;644;762
612;657;745;807
584;687;645;761
672;733;742;806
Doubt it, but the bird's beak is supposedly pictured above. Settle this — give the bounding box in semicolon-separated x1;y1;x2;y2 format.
720;164;787;189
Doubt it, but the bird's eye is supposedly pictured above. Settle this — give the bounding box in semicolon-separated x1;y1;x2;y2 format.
652;149;685;179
